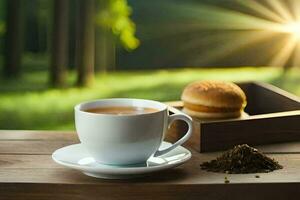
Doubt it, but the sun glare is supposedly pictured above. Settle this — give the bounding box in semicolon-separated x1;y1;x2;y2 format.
166;0;300;67
282;22;300;38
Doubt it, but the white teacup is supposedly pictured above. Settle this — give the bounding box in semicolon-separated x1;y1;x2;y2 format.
75;98;192;165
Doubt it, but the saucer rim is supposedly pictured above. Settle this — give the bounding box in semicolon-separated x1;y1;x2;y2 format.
52;142;191;175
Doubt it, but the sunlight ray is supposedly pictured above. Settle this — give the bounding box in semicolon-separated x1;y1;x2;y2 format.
177;33;235;54
145;0;300;68
143;1;299;40
292;42;300;68
268;36;298;67
290;0;300;21
264;0;293;22
168;3;288;33
236;0;285;23
190;31;276;65
164;32;242;63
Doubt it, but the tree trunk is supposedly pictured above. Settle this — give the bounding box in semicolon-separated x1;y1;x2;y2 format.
76;0;95;86
67;1;77;70
95;27;107;73
95;27;116;72
95;0;116;73
106;29;116;71
3;0;23;78
50;0;69;87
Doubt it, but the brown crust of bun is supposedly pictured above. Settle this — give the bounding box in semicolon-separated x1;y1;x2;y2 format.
184;102;240;113
181;80;246;109
183;107;242;119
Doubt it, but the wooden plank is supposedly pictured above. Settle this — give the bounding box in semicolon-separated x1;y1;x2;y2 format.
0;168;99;184
0;131;300;199
0;155;61;169
257;142;300;153
0;152;300;199
0;130;299;156
0;131;176;155
0;130;77;141
0;152;299;184
0;140;77;155
0;183;299;200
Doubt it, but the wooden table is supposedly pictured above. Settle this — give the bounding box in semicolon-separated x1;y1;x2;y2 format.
0;130;300;200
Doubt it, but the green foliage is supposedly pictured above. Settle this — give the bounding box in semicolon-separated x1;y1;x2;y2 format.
96;0;139;50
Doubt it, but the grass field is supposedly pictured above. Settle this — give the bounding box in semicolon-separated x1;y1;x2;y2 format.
0;66;299;130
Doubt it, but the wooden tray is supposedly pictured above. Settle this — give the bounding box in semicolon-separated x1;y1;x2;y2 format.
167;82;300;152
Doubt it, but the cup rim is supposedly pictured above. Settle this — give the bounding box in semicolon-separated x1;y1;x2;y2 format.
74;98;167;117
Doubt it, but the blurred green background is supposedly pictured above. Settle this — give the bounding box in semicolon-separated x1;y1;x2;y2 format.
1;0;300;130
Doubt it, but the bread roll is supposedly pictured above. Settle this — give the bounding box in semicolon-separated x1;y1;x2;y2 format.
181;80;247;119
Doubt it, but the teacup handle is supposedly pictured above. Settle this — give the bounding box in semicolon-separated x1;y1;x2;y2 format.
154;113;193;157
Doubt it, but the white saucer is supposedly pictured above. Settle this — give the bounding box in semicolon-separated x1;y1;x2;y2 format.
52;142;191;179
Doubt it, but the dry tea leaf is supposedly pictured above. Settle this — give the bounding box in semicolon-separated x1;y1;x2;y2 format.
200;144;283;174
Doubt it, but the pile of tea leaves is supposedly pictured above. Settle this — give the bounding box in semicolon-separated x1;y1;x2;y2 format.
200;144;283;174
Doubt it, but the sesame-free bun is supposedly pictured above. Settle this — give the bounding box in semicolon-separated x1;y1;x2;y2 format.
183;108;249;120
182;107;242;119
181;80;247;119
